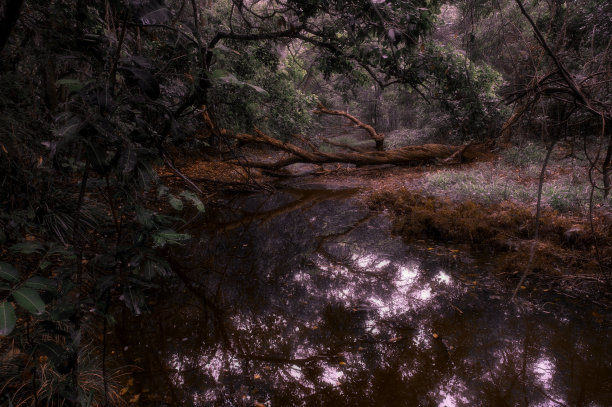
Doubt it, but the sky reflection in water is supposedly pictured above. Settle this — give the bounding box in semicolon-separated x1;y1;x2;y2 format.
119;189;612;406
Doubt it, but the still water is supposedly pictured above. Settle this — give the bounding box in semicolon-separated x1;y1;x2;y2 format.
117;187;612;406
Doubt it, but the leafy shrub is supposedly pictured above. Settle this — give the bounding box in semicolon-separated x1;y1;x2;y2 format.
209;43;317;140
421;41;505;140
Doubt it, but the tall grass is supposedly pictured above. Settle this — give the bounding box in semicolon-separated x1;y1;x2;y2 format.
420;143;611;213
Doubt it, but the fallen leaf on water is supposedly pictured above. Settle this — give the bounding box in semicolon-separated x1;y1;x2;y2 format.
339;361;346;365
432;333;439;339
520;285;526;289
427;247;434;250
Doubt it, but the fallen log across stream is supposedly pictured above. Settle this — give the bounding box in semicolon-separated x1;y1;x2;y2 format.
230;128;487;169
202;110;488;170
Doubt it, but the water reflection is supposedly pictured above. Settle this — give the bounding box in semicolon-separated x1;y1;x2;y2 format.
117;189;612;406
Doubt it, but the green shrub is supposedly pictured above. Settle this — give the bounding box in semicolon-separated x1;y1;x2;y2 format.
502;143;547;167
543;184;588;213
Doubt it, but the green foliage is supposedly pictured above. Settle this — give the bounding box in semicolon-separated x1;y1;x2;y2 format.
0;302;16;336
0;259;58;335
0;0;198;402
12;287;46;315
423;169;530;204
209;42;317;139
422;41;504;140
501;143;548;167
0;262;20;283
542;183;590;213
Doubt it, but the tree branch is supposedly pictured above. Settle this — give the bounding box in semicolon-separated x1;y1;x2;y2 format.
314;103;385;150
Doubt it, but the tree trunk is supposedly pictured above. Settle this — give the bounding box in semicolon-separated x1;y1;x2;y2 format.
228;127;476;169
0;0;24;55
201;110;484;171
603;120;612;199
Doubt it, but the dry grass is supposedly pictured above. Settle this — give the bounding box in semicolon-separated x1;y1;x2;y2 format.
370;189;612;279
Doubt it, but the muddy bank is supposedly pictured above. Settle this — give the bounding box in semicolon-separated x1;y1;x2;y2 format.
370;190;612;297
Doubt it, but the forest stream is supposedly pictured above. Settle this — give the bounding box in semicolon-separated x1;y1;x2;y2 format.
5;1;612;405
115;185;612;406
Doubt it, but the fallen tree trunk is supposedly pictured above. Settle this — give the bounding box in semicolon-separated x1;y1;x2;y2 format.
230;127;475;169
201;107;484;170
314;103;385;151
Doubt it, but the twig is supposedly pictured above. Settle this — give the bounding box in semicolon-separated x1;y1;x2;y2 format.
161;151;204;195
512;140;556;300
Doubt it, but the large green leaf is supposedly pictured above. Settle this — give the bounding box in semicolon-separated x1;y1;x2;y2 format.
12;287;45;315
0;302;16;336
118;146;138;174
180;190;205;212
152;229;191;248
23;276;56;291
168;195;183;211
0;262;20;283
143;258;171;280
55;78;86;92
10;241;45;255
